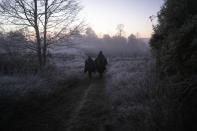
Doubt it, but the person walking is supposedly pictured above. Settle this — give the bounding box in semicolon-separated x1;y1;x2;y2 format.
95;51;108;77
84;56;96;78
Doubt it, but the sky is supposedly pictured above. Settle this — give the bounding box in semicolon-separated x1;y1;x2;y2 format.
80;0;164;38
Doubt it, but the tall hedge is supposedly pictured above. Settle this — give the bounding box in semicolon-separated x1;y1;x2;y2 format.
150;0;197;79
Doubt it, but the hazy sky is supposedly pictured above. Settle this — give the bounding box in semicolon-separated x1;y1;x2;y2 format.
80;0;164;38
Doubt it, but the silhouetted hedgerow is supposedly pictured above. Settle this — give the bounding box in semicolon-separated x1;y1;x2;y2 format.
150;0;197;130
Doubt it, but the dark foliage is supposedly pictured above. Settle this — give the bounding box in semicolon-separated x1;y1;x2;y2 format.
150;0;197;130
0;54;40;75
150;0;197;78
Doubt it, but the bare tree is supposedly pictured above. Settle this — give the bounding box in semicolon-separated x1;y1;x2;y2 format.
116;24;125;37
0;0;82;67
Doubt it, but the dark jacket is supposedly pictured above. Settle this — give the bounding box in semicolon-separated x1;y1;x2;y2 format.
84;57;96;73
95;52;108;73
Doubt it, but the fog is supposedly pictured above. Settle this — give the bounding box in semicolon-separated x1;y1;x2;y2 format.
0;0;195;130
57;27;151;57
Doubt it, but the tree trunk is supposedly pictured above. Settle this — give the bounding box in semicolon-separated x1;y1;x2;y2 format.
35;27;42;67
34;0;42;67
43;0;48;66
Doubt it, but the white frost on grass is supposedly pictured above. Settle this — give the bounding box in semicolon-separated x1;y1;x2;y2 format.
0;47;87;98
51;47;87;81
105;56;156;129
0;75;49;98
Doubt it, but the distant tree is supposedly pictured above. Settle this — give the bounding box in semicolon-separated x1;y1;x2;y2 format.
112;35;127;44
128;34;138;46
103;34;111;39
6;31;26;55
128;34;136;40
102;34;111;42
0;31;27;56
128;33;148;53
85;27;97;38
116;24;125;37
0;0;82;67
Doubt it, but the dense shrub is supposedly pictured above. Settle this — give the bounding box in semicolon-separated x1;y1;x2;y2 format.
150;0;197;78
150;0;197;130
0;54;39;75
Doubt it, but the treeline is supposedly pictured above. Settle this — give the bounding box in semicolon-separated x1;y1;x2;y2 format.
150;0;197;130
76;27;150;57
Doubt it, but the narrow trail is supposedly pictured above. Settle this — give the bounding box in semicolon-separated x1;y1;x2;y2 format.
0;67;114;131
66;77;114;131
29;77;92;131
0;76;93;131
50;55;113;130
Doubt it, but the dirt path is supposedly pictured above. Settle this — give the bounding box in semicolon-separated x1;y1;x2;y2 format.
53;55;114;131
0;76;91;131
66;78;113;131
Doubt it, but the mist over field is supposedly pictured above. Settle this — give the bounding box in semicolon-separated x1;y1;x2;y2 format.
0;29;154;131
52;27;150;57
0;0;197;131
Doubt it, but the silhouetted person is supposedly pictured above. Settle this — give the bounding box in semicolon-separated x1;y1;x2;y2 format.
84;56;96;78
95;51;108;77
